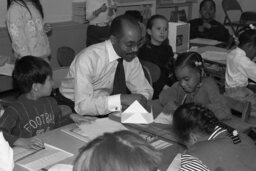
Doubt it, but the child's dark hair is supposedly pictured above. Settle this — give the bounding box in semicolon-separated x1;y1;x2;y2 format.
73;130;161;171
237;25;256;48
12;56;52;94
174;52;205;75
173;103;220;143
145;14;169;46
7;0;44;18
200;0;216;11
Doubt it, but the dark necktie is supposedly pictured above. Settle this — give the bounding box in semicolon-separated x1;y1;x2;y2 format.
111;58;127;95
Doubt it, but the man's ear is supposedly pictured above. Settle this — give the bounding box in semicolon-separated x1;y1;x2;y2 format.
146;28;152;36
110;35;117;45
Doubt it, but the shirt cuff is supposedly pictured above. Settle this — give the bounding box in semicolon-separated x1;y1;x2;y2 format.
107;94;121;112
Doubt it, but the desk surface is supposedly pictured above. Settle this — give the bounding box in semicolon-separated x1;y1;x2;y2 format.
14;123;185;171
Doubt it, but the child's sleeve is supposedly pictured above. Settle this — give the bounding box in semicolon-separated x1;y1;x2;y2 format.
159;83;180;114
206;78;232;120
0;107;20;146
6;8;30;58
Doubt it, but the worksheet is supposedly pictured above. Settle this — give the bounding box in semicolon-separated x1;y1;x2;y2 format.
15;144;73;171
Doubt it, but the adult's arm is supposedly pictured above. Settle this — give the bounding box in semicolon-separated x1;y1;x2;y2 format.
6;6;30;58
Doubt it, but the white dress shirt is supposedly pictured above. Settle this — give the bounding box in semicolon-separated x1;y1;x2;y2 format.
60;40;153;115
85;0;116;25
225;47;256;88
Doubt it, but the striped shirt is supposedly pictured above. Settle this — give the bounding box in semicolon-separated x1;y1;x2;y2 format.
180;126;228;171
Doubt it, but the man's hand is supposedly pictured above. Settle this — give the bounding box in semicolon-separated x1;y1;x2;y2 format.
14;137;45;150
121;94;147;110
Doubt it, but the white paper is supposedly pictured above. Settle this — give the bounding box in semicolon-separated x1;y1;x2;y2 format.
62;118;127;142
0;63;14;76
154;112;173;124
121;100;153;124
190;38;222;46
16;143;73;171
151;139;173;150
201;51;228;63
167;153;181;171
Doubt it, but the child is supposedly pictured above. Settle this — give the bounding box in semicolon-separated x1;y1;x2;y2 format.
155;52;231;124
173;103;256;171
6;0;51;61
138;14;175;99
189;0;230;42
73;130;161;171
0;56;61;149
225;26;256;116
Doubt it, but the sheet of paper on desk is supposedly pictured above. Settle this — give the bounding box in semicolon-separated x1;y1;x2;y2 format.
121;100;154;124
16;143;73;171
190;38;222;46
62;118;128;142
201;51;228;63
167;153;181;171
0;63;14;76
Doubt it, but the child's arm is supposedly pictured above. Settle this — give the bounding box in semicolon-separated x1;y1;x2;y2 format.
205;78;232;120
239;57;256;82
0;107;20;146
14;137;44;150
159;82;180;107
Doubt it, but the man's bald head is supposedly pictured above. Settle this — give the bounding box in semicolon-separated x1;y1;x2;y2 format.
110;14;141;38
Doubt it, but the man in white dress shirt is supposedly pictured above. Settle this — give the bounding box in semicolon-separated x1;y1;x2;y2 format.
57;15;153;116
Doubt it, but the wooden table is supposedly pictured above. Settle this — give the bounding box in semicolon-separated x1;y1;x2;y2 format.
14;122;185;171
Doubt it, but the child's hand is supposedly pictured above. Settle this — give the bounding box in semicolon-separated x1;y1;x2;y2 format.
162;101;177;115
44;23;52;33
203;22;211;29
14;137;45;150
70;114;96;125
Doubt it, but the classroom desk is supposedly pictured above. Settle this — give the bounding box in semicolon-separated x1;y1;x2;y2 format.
14;122;185;171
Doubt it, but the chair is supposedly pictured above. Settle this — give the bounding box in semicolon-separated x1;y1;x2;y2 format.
222;0;256;35
57;46;75;67
52;67;73;126
223;96;255;132
52;67;69;88
140;60;161;86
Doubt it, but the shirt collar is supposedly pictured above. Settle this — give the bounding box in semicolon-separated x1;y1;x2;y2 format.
236;47;246;56
208;126;227;140
106;40;121;62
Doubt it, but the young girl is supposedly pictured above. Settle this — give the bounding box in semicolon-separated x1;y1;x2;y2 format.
49;130;161;171
6;0;51;61
155;52;231;124
138;14;175;99
225;26;256;117
173;103;256;171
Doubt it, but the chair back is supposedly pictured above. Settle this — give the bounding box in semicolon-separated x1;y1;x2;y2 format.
53;67;69;88
57;46;75;67
222;0;242;11
225;96;251;122
142;65;153;86
222;0;243;35
140;60;161;85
